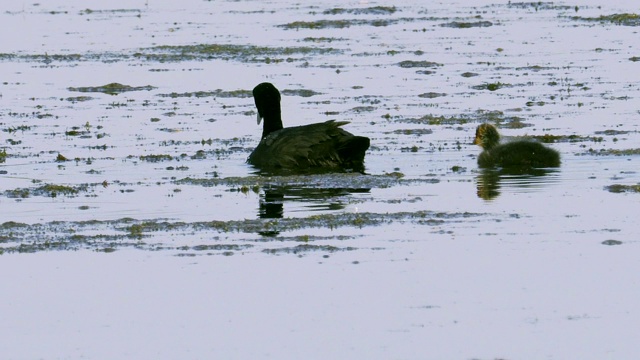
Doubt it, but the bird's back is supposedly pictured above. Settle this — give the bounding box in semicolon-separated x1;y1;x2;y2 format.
248;120;369;173
478;140;560;168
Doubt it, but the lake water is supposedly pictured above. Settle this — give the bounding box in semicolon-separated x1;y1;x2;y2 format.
1;0;639;359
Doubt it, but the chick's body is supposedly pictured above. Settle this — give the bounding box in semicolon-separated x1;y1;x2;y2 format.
474;124;560;168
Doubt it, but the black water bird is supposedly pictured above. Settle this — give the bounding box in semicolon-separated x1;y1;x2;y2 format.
247;82;370;173
473;123;560;168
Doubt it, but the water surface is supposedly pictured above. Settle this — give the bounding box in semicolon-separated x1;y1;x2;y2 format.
1;0;639;359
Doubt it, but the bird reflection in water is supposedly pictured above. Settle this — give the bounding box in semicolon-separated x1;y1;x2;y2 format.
257;186;370;236
259;189;285;219
475;168;558;200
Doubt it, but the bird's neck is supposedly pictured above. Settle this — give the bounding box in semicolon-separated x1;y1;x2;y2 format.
483;139;498;150
261;112;283;139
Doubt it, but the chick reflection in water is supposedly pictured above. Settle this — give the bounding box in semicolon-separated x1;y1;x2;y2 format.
476;170;502;200
476;167;560;200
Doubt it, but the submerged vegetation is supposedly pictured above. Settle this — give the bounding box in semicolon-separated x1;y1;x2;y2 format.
440;20;493;28
175;173;439;189
139;44;339;62
68;83;155;95
158;89;252;98
399;110;525;126
472;82;512;91
505;2;578;11
279;19;398;29
0;43;340;65
583;148;640;156
572;13;640;26
0;208;485;254
398;60;442;68
322;6;397;15
606;184;640;193
3;184;89;198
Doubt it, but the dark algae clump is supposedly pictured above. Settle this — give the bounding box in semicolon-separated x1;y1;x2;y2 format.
3;184;90;198
572;13;640;26
472;82;511;91
158;89;253;98
0;209;486;254
440;20;493;28
398;60;442;68
584;148;640;156
605;184;640;193
140;43;339;62
68;83;155;95
323;6;397;15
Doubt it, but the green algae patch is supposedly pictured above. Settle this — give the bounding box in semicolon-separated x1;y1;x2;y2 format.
594;130;630;136
36;184;83;197
472;82;512;91
1;221;29;230
605;184;640;193
189;244;252;252
572;13;640;26
0;53;83;63
79;8;142;15
3;125;32;134
139;154;174;162
139;43;339;63
68;82;155;95
4;188;30;199
158;89;253;98
418;92;446;99
1;43;340;65
323;6;397;15
0;149;6;163
583;148;640;156
56;153;69;162
399;110;523;127
1;230;145;253
401;114;469;126
3;184;89;198
529;134;603;143
66;96;94;102
127;224;145;239
506;2;577;11
398;60;442;68
389;129;434;136
281;89;322;97
440;20;493;28
0;208;494;254
263;244;356;255
175;173;439;190
461;72;479;78
601;239;623;246
279;19;397;29
349;106;376;113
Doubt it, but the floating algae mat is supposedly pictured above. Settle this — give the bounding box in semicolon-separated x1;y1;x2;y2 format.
68;83;156;95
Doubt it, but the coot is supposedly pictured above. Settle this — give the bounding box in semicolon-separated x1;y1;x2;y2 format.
248;82;370;173
474;123;560;168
